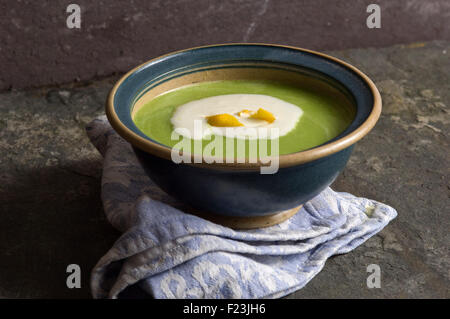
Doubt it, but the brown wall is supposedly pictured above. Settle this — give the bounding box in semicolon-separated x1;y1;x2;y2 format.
1;0;449;91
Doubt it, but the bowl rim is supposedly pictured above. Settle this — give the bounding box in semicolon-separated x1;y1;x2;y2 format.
106;43;382;170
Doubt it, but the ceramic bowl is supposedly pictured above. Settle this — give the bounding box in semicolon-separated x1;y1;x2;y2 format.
106;44;381;228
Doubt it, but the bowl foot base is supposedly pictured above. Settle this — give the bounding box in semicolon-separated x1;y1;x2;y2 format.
189;205;303;230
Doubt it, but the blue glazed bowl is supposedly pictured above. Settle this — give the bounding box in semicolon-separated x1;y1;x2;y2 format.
106;44;381;228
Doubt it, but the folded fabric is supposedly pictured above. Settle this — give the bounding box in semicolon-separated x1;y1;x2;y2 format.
87;116;397;299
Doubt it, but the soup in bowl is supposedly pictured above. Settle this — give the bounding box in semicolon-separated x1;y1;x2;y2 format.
106;44;381;228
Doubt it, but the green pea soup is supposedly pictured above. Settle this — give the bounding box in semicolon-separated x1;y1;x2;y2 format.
132;80;355;157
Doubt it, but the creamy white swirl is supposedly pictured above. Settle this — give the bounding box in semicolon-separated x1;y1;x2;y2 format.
170;94;303;140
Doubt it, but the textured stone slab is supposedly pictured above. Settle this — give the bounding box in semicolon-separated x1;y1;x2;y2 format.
0;41;448;298
2;0;450;91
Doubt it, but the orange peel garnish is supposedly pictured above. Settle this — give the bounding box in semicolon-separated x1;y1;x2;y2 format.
250;108;276;123
206;113;244;127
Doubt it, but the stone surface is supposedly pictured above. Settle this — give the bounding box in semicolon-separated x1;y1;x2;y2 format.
1;0;450;91
0;41;449;298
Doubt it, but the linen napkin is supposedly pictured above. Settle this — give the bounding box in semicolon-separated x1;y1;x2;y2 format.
87;116;397;299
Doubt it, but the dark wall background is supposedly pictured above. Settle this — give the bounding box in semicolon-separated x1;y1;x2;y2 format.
1;0;449;91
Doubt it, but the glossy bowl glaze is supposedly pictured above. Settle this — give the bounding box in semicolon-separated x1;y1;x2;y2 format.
106;44;381;228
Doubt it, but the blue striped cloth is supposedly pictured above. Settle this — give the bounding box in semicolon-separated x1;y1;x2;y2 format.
87;116;397;299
